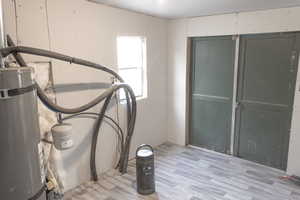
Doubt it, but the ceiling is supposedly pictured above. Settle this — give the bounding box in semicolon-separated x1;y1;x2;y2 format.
88;0;300;19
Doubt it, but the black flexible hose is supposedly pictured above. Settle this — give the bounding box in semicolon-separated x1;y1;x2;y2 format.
90;93;113;180
1;41;133;117
0;45;123;81
37;83;131;114
60;112;125;169
4;35;132;117
7;35;27;66
60;112;124;148
4;37;137;179
61;113;124;138
0;41;132;115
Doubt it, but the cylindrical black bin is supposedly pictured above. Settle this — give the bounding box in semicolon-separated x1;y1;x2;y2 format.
136;144;155;195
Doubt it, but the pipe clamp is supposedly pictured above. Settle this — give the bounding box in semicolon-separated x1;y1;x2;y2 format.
0;84;36;100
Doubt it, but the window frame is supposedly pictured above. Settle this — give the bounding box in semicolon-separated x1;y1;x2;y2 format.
117;36;147;100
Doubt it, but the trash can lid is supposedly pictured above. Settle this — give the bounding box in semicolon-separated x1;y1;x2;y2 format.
137;149;153;157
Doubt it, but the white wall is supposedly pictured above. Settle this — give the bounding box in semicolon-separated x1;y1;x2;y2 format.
167;19;188;145
167;7;300;176
3;0;168;191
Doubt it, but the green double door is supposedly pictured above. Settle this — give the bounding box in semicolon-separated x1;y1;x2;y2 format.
190;33;299;170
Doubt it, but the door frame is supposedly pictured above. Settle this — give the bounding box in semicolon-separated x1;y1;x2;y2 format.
186;37;192;145
186;32;300;169
230;35;240;155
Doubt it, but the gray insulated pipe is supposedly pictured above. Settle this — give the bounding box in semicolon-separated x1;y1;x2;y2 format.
0;67;46;200
2;35;137;184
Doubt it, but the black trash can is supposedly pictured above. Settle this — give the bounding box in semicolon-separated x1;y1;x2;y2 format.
136;144;155;195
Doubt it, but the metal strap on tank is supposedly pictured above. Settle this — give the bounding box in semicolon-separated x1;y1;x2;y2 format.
0;84;36;99
28;185;47;200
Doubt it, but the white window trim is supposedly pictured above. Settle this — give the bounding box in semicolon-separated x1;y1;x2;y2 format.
117;36;147;101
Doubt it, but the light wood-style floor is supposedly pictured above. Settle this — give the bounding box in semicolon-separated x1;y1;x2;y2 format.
64;143;300;200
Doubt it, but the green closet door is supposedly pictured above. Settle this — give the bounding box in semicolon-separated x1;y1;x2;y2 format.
190;36;236;154
235;33;299;170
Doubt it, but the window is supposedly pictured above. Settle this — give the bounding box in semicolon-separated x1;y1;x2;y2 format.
117;36;147;99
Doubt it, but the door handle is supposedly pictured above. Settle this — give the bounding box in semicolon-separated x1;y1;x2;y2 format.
235;102;241;109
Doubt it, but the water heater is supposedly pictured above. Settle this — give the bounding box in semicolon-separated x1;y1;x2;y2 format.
0;67;46;200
